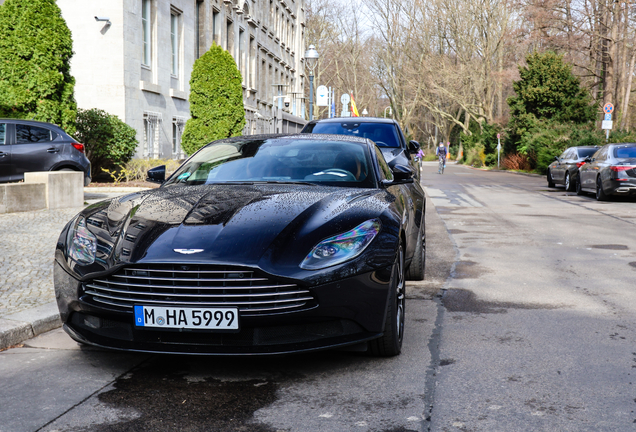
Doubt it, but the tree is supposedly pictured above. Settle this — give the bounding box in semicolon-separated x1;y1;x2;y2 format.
181;43;245;155
74;109;138;176
0;0;76;133
508;51;596;125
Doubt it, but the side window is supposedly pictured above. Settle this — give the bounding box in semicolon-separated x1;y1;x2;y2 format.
0;124;6;145
595;147;608;161
559;149;569;160
16;125;52;144
375;147;393;181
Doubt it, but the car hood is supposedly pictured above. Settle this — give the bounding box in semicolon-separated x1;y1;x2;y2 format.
69;184;396;278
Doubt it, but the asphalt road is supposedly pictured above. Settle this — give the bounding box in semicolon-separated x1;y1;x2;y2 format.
2;162;636;431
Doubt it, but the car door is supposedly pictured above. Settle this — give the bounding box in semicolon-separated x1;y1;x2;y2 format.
0;122;11;182
582;146;607;190
11;123;62;180
552;149;569;183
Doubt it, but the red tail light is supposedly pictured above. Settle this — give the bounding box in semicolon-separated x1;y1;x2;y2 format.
610;166;632;172
71;142;85;153
576;161;586;168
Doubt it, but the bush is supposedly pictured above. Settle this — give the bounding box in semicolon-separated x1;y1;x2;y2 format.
502;153;532;171
103;159;181;184
459;122;502;167
181;43;245;155
0;0;76;133
75;108;138;175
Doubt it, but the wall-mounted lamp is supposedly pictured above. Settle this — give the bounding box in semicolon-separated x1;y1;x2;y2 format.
95;16;111;26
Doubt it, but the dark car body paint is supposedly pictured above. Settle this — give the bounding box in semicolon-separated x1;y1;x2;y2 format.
547;146;599;188
578;143;636;197
54;135;425;355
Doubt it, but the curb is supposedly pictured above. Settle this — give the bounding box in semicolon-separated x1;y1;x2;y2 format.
0;302;61;350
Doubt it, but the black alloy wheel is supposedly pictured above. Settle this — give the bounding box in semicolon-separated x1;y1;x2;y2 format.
596;176;608;201
370;242;405;357
547;169;555;188
576;176;584;195
406;226;425;281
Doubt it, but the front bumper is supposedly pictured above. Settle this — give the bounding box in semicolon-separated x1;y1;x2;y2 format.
54;260;393;355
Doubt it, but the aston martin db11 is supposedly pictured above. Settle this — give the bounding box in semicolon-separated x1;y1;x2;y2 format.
54;134;426;356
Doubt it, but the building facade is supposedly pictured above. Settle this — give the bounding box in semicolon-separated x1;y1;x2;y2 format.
57;0;307;160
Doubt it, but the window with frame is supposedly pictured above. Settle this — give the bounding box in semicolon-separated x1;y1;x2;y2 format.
142;0;152;67
0;124;6;145
170;11;180;77
143;112;162;157
172;117;186;155
16;125;54;144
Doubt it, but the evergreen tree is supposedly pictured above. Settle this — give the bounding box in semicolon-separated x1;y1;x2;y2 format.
0;0;76;133
508;51;595;125
181;43;245;155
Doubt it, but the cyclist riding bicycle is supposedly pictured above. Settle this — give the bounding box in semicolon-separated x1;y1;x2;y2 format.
436;143;447;174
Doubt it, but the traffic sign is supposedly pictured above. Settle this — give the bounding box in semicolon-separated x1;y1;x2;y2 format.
340;93;351;105
604;113;612;121
602;120;613;130
496;133;500;139
603;103;614;114
316;85;329;106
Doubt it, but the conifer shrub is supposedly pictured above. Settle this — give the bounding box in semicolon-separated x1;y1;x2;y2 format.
0;0;77;133
181;43;245;155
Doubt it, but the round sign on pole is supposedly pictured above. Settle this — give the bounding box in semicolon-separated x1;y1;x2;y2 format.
497;133;500;139
340;93;350;105
603;103;614;114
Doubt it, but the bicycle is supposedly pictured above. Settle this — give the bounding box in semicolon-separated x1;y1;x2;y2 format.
438;155;445;174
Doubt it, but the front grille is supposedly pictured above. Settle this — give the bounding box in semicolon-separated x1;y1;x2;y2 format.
83;264;315;316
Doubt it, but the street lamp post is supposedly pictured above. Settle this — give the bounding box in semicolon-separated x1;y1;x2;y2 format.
304;45;319;121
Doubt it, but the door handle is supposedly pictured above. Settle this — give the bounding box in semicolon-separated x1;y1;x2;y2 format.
47;148;60;153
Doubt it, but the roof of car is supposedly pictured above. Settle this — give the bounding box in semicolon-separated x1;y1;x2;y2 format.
306;117;397;125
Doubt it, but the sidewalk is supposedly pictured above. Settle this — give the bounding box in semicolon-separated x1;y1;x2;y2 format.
0;187;148;350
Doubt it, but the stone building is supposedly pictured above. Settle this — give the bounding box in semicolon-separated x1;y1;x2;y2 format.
56;0;307;160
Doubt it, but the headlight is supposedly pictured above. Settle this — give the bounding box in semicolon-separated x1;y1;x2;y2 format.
67;216;97;265
300;219;381;270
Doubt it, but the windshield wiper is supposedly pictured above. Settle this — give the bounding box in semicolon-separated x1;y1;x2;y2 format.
251;181;318;186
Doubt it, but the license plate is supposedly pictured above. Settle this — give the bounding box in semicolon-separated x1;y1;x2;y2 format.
134;305;239;330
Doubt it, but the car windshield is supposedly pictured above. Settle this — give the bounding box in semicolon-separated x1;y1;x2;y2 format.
613;145;636;159
577;148;598;158
164;138;376;188
303;122;401;148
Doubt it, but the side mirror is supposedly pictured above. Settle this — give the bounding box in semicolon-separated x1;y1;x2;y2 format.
408;140;421;154
146;165;166;184
391;164;414;183
554;156;560;162
584;156;592;163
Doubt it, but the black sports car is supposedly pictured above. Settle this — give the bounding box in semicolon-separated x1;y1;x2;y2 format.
54;134;426;356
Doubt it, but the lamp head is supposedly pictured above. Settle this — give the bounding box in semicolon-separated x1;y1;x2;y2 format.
304;45;319;72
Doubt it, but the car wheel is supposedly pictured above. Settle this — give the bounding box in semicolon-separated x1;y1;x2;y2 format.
547;169;555;188
370;242;405;357
596;176;608;201
406;227;425;281
576;176;584;195
565;172;574;192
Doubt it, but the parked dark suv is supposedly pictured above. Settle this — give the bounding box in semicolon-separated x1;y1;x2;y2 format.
0;119;91;186
301;117;421;181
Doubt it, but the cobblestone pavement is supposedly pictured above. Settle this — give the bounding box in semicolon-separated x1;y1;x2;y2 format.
0;207;82;316
0;188;147;319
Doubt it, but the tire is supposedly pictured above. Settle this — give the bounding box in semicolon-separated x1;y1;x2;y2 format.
406;226;425;281
596;176;608;201
547;169;555;188
564;172;574;192
370;242;405;357
576;176;584;195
